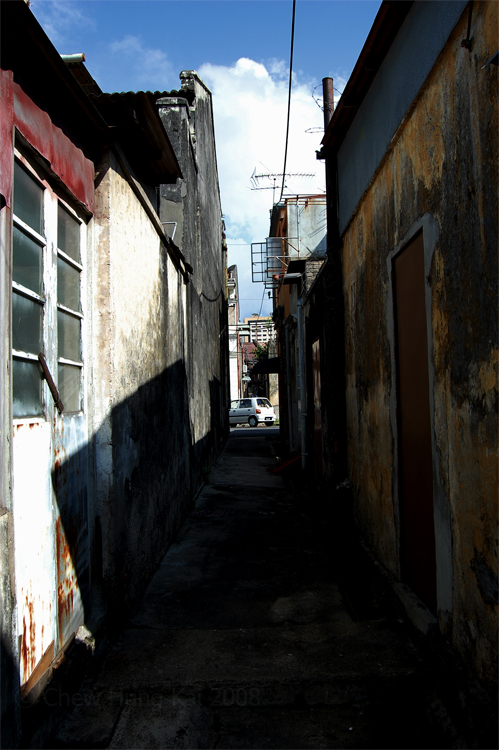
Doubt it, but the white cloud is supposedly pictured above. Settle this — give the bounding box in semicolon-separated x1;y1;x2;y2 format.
199;57;326;321
30;0;94;48
108;35;174;92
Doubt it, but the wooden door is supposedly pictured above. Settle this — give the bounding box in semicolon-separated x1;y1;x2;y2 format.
312;339;323;476
394;232;436;613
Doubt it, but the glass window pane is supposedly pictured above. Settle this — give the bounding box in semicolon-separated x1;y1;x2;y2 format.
58;204;80;261
58;364;81;412
12;292;42;354
13;359;43;418
58;310;81;362
13;226;43;294
13;162;43;235
57;257;80;311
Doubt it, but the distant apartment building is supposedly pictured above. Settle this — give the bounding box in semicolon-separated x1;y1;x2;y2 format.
244;315;273;345
228;265;243;400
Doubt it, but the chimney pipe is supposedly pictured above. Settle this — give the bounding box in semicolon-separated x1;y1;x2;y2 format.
322;77;334;130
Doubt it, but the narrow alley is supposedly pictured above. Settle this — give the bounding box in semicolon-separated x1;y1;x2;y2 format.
42;428;451;750
2;4;497;748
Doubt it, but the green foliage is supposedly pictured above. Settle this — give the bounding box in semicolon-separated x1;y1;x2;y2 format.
253;343;269;361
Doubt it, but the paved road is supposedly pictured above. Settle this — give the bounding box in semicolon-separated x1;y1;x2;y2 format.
51;428;446;749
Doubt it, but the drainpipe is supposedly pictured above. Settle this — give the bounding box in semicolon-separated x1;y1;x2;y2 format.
285;322;294;453
322;77;339;254
321;76;348;483
297;298;307;470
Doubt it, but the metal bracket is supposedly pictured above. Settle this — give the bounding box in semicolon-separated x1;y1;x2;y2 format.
38;353;64;414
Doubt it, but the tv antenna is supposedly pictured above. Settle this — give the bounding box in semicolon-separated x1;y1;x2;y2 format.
250;168;315;204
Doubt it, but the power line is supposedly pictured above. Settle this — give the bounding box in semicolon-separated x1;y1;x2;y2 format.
279;0;297;204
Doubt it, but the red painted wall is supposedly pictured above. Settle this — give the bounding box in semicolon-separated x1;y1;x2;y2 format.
0;69;94;213
0;70;15;207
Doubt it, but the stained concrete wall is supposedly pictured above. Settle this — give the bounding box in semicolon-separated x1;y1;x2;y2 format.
158;72;228;476
91;147;189;615
91;74;228;618
335;0;497;686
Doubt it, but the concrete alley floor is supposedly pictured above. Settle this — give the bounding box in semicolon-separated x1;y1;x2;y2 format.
50;427;448;749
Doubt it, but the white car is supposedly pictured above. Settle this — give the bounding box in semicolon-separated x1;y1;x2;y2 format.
229;397;276;427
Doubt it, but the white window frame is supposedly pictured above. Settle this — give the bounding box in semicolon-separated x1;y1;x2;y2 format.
12;147;86;420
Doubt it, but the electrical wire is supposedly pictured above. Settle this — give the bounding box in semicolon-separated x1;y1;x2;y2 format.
279;0;297;204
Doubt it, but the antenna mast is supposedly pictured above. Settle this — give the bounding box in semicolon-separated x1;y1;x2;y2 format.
250;169;315;204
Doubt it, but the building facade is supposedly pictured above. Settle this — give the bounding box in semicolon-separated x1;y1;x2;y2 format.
269;0;497;739
244;315;274;346
268;196;327;456
0;5;228;745
305;0;497;727
227;264;243;401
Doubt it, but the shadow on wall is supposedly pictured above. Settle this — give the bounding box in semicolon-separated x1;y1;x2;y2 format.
56;360;225;626
5;360;226;746
2;636;20;748
38;359;222;677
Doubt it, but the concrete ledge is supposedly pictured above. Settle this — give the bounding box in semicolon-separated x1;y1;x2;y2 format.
393;582;438;635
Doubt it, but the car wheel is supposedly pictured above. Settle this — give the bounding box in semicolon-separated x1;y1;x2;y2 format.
248;416;258;427
264;422;274;427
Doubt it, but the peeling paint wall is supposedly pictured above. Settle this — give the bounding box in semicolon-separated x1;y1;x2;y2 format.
336;1;497;685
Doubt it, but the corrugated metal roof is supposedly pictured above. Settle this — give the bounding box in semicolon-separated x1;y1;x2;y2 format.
64;62;183;182
88;89;182;182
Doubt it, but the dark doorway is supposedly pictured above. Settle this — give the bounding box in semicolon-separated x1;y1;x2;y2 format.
394;232;437;613
312;339;323;477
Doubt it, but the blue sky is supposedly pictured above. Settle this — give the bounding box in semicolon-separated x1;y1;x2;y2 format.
31;0;380;319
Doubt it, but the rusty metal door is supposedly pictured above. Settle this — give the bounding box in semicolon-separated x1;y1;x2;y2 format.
394;232;436;613
11;151;89;692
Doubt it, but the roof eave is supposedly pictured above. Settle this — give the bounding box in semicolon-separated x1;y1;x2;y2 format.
1;1;109;148
90;91;182;183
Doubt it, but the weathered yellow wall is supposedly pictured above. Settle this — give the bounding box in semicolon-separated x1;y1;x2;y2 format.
342;0;497;684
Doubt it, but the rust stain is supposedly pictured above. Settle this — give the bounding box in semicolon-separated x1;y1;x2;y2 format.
13;421;46;437
20;592;36;684
56;517;78;644
57;579;74;642
20;639;55;698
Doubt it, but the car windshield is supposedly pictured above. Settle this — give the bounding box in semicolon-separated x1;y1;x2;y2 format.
257;398;272;408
